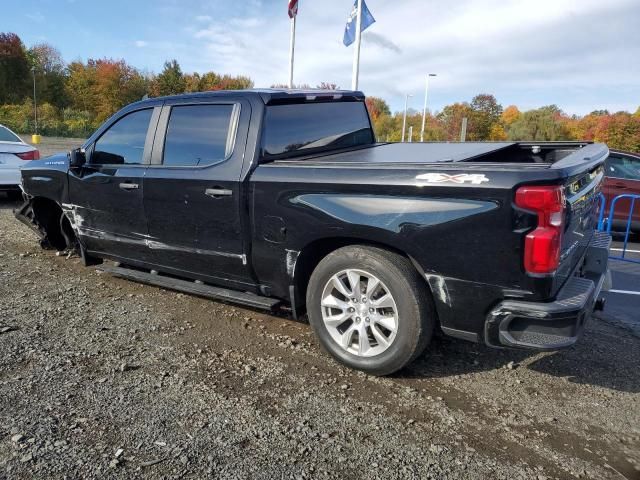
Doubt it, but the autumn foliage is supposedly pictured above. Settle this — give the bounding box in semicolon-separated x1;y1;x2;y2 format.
0;31;639;152
0;33;253;137
368;95;640;153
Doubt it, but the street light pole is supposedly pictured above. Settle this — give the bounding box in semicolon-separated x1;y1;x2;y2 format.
31;66;38;135
401;93;412;142
420;73;436;142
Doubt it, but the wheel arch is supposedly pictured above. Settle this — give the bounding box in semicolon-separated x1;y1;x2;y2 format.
20;196;75;251
292;237;433;315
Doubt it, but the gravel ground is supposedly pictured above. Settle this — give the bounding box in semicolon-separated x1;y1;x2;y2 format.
0;138;639;479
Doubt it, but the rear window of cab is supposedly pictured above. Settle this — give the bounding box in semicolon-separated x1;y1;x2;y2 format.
261;101;374;161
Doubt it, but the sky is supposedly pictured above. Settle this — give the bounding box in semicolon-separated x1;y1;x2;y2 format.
2;0;639;115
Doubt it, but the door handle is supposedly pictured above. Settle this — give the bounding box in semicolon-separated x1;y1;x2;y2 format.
205;188;233;198
614;183;628;189
119;182;139;190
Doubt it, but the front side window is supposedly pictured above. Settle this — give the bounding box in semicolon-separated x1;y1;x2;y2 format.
162;104;235;167
261;101;374;160
92;109;153;165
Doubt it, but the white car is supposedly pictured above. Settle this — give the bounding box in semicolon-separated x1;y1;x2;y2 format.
0;124;40;198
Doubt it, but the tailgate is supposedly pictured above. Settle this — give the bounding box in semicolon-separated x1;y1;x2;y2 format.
555;146;607;290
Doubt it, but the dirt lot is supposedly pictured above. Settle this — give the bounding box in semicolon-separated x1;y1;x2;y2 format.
1;137;639;479
29;136;85;158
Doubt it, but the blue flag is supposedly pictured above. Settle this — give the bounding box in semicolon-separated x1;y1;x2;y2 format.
343;0;376;47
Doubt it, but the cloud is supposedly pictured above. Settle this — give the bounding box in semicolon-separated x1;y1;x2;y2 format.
160;0;640;114
363;32;401;54
134;40;148;48
229;17;263;28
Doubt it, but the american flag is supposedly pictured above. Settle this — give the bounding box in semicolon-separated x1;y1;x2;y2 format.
288;0;298;18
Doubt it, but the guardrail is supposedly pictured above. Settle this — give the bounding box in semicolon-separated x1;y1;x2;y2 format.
601;193;640;264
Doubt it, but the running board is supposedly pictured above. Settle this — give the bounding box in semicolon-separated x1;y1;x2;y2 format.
97;265;281;311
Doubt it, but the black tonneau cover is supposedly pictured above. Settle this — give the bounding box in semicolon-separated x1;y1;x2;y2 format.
275;142;609;173
279;142;517;164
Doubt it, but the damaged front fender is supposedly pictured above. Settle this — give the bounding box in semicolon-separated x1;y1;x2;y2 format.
14;197;70;251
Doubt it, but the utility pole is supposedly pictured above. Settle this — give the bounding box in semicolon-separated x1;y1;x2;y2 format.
401;93;412;142
31;66;38;135
351;0;363;90
408;126;413;143
420;73;436;142
460;117;468;142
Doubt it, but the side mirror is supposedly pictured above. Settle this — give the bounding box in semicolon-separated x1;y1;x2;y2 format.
69;148;86;168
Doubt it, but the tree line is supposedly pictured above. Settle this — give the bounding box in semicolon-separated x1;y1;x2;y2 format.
366;95;640;152
0;33;253;137
1;31;639;151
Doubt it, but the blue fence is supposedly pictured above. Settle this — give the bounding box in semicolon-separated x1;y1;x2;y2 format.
597;192;640;264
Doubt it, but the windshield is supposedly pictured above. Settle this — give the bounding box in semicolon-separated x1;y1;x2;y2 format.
0;126;21;143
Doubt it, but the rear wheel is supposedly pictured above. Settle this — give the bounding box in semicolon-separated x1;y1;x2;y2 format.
306;245;434;376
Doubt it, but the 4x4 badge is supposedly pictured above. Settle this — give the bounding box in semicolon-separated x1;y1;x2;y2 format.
416;173;490;185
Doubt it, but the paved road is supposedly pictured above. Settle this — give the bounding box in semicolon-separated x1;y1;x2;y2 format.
602;236;640;335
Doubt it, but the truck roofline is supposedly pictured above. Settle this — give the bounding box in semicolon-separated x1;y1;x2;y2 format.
130;88;366;108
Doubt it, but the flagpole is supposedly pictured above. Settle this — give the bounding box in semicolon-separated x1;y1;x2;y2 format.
288;14;296;88
351;0;363;90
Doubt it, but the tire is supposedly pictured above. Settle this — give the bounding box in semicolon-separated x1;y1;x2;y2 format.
306;245;434;376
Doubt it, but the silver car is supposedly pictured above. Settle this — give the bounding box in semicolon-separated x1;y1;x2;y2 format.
0;124;40;198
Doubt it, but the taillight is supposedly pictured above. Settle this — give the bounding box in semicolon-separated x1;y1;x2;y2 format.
515;185;566;275
16;150;40;161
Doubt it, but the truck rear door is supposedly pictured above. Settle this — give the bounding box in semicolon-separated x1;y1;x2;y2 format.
142;98;253;287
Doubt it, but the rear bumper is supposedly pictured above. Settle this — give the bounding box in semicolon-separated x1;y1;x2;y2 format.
484;231;611;350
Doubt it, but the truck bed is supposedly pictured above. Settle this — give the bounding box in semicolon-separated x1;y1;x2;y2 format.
275;141;595;167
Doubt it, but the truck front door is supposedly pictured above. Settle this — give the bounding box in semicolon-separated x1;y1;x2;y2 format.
142;99;253;288
68;106;159;262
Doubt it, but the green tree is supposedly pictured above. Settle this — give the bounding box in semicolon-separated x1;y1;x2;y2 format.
153;59;185;96
66;61;97;114
438;102;474;141
0;32;30;103
470;93;503;140
28;43;68;109
507;105;571;141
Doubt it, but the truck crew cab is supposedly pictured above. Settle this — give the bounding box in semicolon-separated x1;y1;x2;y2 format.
16;89;610;375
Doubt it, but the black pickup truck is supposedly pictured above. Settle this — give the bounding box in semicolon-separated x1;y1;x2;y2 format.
16;89;611;375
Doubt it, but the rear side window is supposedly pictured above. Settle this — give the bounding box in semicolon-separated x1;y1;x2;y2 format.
92;109;152;165
162;104;236;167
0;126;21;143
261;102;374;160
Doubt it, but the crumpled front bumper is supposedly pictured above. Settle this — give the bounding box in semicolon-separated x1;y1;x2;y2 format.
485;231;611;350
